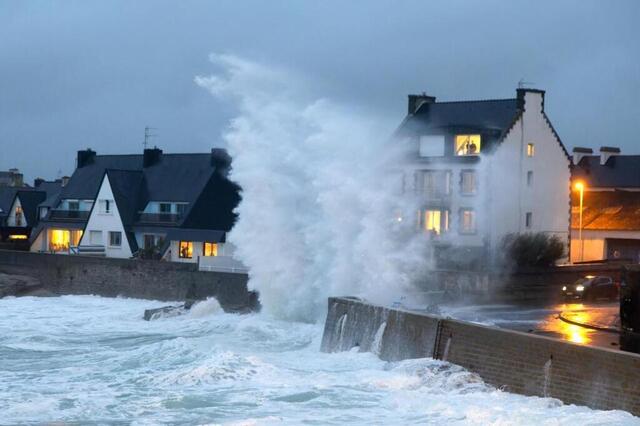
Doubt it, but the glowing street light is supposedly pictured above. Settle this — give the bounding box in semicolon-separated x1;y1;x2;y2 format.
574;181;585;262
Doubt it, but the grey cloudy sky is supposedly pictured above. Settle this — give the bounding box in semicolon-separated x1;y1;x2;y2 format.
1;0;639;182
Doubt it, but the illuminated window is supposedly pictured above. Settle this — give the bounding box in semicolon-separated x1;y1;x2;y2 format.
108;231;121;247
15;206;23;226
8;234;27;240
179;241;193;259
455;135;481;156
203;242;218;257
527;143;535;157
461;170;477;194
49;229;70;252
424;210;449;235
460;209;476;234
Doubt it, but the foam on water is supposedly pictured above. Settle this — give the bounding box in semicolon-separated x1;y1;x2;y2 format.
0;296;637;425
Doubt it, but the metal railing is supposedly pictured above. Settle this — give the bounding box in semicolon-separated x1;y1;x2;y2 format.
137;212;182;224
49;209;90;220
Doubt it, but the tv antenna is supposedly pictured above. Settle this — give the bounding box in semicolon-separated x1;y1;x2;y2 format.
518;79;536;89
143;126;158;149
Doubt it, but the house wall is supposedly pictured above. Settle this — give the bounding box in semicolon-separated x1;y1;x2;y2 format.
168;240;232;263
570;229;640;263
79;175;132;258
6;197;25;227
404;162;485;247
488;91;571;254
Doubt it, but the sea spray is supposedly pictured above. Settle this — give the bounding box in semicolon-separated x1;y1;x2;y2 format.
196;54;431;322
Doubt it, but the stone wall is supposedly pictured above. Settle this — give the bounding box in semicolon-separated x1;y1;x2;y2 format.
0;250;258;312
322;297;640;416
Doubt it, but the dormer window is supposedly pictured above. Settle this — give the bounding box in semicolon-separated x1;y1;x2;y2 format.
455;135;481;156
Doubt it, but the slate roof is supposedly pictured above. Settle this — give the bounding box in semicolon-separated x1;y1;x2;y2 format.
180;172;240;231
398;99;520;137
571;190;640;231
103;170;147;253
59;153;215;203
573;156;640;189
0;188;18;218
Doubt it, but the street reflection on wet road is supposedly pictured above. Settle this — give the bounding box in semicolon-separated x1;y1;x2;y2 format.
441;301;621;350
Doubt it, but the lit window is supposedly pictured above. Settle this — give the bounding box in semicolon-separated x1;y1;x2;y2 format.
461;170;477;194
527;143;535;157
49;229;70;252
460;209;476;233
526;212;533;228
455;135;481;156
99;199;112;214
203;242;218;256
109;231;122;247
8;234;27;240
527;171;533;187
179;241;193;259
424;210;448;235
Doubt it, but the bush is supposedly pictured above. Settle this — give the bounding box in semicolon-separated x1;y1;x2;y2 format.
501;232;565;268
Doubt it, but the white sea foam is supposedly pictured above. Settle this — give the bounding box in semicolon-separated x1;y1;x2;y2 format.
0;296;637;425
196;54;431;322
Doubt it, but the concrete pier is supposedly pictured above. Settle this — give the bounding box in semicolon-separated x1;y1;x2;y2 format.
322;296;640;416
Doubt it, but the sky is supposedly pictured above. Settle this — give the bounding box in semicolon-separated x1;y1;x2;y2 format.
1;0;639;182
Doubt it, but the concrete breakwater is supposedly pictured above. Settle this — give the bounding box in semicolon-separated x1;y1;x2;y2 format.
321;297;640;416
0;250;258;313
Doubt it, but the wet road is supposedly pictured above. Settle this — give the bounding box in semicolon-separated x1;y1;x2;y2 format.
440;301;623;351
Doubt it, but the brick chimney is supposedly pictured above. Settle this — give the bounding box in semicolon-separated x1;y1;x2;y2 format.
143;147;163;168
77;149;97;169
211;148;231;176
600;146;620;165
572;147;593;165
408;93;436;115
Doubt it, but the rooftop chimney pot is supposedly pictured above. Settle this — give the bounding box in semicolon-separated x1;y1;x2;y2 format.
143;147;163;168
600;146;620;166
408;93;436;115
572;147;593;165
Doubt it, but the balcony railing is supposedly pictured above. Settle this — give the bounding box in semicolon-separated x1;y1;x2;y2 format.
137;212;182;224
49;209;90;220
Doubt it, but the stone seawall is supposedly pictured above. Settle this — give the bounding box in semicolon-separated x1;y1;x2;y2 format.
0;250;258;312
322;297;640;415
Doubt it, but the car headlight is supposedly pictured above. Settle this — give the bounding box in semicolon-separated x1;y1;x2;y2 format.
562;286;567;291
576;285;585;292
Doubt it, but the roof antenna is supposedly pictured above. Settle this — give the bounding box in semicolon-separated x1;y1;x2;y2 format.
143;126;158;149
518;79;536;89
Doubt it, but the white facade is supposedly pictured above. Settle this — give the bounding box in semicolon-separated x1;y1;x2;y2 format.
7;197;26;227
79;174;133;258
406;90;571;259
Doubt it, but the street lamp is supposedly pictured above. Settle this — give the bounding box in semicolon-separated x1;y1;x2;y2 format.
574;181;585;262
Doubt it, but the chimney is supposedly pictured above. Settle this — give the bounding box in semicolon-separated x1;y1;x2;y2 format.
61;176;70;187
572;147;593;165
516;88;546;111
211;148;231;176
34;178;45;188
599;146;620;166
77;149;96;169
408;93;436;115
143;147;163;168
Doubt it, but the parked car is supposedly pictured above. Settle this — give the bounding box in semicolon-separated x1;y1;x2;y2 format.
562;275;619;301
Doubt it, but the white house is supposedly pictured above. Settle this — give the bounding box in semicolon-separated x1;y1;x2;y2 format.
396;88;571;266
31;147;243;270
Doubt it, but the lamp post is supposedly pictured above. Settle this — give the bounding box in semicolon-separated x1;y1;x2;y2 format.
574;181;585;262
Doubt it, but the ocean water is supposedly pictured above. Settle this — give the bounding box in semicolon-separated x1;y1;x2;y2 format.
0;296;638;425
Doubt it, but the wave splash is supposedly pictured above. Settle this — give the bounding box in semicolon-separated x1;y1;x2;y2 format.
196;54;430;322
